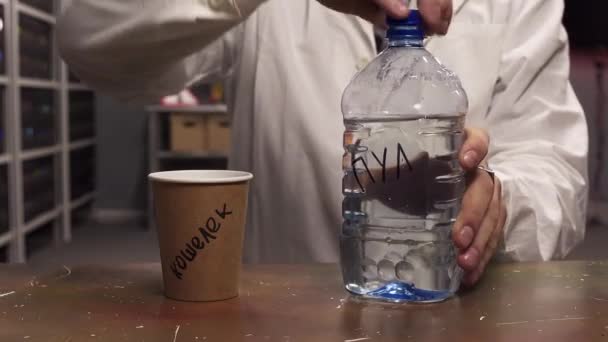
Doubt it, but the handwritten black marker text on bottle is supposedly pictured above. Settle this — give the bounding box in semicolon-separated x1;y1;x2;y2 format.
351;143;413;192
170;203;233;280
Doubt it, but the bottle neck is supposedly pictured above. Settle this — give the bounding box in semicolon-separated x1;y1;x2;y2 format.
388;37;423;48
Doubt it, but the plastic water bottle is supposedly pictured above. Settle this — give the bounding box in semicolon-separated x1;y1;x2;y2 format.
340;6;468;303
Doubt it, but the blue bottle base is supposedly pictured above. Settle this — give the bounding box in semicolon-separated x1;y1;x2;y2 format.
346;281;454;303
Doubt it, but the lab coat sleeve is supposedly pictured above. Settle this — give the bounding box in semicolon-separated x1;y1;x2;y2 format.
57;0;266;104
487;0;588;261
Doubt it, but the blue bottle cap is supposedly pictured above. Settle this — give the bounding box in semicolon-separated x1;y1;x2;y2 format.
386;10;424;39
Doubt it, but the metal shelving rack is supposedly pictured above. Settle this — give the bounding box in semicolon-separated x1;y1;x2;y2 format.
0;0;97;263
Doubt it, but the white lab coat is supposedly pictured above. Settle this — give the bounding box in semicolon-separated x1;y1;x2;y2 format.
58;0;588;263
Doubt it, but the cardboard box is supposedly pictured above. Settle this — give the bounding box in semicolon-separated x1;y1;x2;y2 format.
170;113;231;153
207;116;231;154
170;113;206;151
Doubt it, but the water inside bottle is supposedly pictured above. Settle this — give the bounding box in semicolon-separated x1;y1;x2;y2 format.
341;114;465;303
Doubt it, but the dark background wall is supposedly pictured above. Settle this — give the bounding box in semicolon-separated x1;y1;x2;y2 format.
563;2;608;49
94;96;147;212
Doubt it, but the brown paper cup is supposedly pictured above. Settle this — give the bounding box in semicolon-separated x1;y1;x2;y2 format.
149;170;253;302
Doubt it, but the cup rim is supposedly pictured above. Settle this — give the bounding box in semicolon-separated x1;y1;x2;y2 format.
148;170;253;184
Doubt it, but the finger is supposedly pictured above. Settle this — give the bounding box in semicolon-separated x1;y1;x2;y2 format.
462;264;481;286
459;127;489;170
462;266;479;286
458;177;501;272
418;0;453;35
367;10;391;28
372;0;409;18
452;169;493;251
482;195;506;268
462;197;506;286
345;2;389;28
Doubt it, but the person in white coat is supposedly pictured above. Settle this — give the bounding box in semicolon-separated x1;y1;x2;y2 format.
57;0;588;286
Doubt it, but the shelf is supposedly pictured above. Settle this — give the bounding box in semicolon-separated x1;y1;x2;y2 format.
146;104;228;114
20;0;54;15
22;206;61;235
17;3;56;25
68;83;91;91
158;150;228;160
18;78;59;89
0;154;10;165
70;138;95;151
0;232;12;247
0;0;98;262
70;192;95;211
21;145;60;161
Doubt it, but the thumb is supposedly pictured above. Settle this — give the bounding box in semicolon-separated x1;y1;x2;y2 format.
359;0;410;28
459;128;490;170
353;4;388;28
418;0;453;35
372;0;409;18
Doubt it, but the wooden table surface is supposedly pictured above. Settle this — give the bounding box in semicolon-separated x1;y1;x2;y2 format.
1;261;608;341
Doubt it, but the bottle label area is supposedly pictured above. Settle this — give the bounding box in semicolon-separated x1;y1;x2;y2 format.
341;116;465;302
